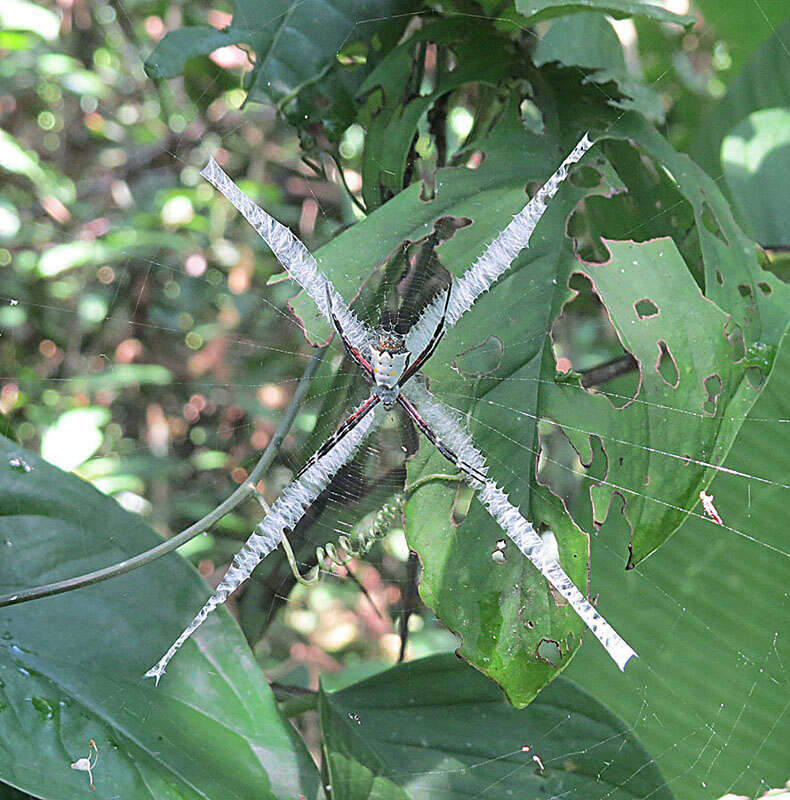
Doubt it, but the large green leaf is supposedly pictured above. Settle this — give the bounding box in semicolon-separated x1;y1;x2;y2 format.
692;16;790;182
603;113;788;347
722;107;790;247
533;12;664;121
320;653;673;799
566;327;790;800
539;236;759;565
0;436;321;800
514;0;694;27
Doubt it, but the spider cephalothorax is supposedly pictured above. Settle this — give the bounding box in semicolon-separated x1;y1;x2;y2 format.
371;331;409;398
146;134;637;685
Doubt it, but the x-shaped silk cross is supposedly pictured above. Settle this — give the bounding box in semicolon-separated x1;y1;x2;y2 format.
146;135;636;684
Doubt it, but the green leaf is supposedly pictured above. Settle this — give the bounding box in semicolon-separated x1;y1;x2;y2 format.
566;325;790;799
144;0;418;124
358;18;518;208
692;16;790;181
533;12;664;122
722;107;790;247
540;237;759;565
0;436;321;800
514;0;694;27
604;112;789;347
320;653;673;799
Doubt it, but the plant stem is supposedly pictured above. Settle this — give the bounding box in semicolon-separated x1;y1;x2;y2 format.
404;472;464;494
0;347;327;609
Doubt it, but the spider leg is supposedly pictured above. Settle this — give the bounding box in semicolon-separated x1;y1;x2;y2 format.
397;394;487;485
200;157;373;356
399;285;452;386
146;393;382;684
407;135;593;342
325;284;374;381
297;393;379;477
400;382;637;671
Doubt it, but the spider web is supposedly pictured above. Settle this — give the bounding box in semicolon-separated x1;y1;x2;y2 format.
1;3;788;799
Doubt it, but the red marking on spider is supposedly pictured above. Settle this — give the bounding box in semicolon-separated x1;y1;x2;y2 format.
699;490;723;525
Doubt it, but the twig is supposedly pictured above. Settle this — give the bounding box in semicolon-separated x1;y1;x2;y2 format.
398;550;421;662
580;354;638;388
0;347;327;608
327;152;367;216
342;562;384;621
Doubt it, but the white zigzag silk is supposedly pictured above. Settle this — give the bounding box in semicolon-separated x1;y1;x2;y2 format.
401;380;637;671
200;158;373;356
406;134;593;359
145;398;382;684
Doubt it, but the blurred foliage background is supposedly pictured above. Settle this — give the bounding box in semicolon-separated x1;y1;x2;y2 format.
1;0;789;795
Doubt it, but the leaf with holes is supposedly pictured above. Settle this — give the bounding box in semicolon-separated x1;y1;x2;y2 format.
539;236;763;566
0;436;321;800
533;12;664;122
320;653;673;799
251;71;781;704
566;326;790;799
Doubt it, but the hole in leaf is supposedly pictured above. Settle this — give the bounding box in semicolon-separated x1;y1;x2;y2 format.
725;320;746;362
656;340;679;387
464;150;485;169
395;216;470;329
700;201;728;245
536;638;562;666
757;281;772;296
519;98;544;135
551;273;640;408
715;269;724;285
451;483;474;526
738;284;753;298
570;139;701;283
536;422;584;509
703;374;722;415
746;366;765;389
569;165;602;189
634;298;660;319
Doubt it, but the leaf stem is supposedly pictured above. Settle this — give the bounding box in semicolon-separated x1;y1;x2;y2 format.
0;347;327;609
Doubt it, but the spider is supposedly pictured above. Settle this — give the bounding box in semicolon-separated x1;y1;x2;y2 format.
146;133;637;684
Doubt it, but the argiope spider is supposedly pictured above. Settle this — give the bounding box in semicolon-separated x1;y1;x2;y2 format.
146;133;637;684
